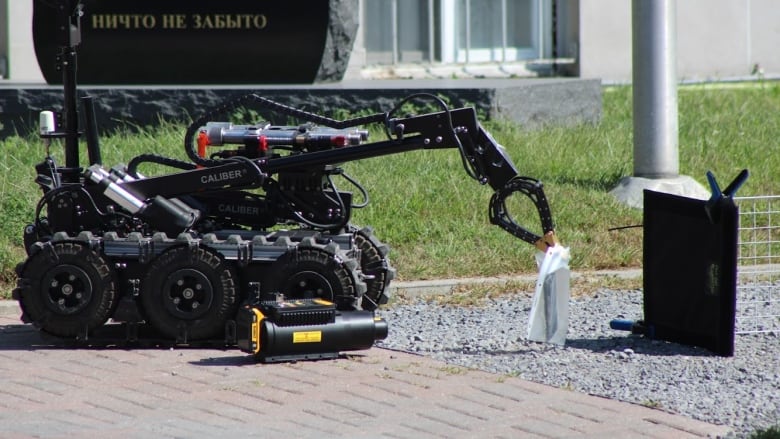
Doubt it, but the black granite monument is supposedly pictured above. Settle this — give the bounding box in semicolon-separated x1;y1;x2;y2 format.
32;0;358;84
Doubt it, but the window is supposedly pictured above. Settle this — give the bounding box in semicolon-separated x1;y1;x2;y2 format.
364;0;434;64
362;0;551;66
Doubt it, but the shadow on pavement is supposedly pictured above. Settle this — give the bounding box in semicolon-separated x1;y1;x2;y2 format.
564;336;717;357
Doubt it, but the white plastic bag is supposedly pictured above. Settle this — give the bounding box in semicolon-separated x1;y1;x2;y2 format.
527;245;571;345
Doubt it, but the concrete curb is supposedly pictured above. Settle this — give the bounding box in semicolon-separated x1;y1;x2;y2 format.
0;299;19;316
388;268;643;298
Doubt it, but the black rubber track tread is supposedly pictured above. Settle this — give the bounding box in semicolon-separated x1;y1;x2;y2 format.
140;245;238;341
17;241;117;338
353;227;395;311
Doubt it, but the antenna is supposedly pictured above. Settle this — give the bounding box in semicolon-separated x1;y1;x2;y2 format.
57;0;84;181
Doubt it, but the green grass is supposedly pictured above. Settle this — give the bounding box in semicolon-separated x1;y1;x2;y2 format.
752;425;780;439
347;83;780;279
1;83;780;297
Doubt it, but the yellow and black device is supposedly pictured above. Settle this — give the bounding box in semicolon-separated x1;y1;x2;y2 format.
236;298;388;363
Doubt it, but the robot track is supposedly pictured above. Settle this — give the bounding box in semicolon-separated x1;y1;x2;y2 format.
13;227;394;343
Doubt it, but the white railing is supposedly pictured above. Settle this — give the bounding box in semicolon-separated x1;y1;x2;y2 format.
735;195;780;334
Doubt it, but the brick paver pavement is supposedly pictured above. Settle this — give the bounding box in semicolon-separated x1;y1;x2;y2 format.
0;308;731;438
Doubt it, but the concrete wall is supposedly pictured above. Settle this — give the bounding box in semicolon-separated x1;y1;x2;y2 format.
0;2;6;78
5;1;44;82
0;78;601;137
749;0;780;78
578;0;780;82
578;0;632;81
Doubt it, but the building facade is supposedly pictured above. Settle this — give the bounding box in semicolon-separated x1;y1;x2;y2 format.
2;0;779;83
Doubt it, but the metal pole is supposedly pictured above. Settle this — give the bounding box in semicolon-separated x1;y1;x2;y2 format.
501;0;507;62
537;0;544;59
632;0;678;178
465;0;471;64
391;0;398;64
428;0;435;63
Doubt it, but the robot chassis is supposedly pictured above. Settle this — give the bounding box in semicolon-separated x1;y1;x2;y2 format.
12;1;556;361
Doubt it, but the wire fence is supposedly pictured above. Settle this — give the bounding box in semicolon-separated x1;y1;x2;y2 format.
735;195;780;334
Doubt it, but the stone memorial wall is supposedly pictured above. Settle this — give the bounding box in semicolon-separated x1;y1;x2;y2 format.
32;0;358;84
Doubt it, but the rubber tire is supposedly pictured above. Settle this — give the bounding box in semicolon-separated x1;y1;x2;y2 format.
17;242;117;338
352;227;394;310
141;246;238;341
263;246;358;310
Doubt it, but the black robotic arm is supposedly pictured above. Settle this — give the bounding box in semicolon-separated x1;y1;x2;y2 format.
166;93;559;249
385;101;557;249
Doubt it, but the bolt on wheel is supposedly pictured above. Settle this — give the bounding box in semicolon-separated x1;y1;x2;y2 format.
42;265;93;315
284;270;334;300
161;268;214;320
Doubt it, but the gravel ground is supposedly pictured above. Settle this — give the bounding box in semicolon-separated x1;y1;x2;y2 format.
376;288;780;438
